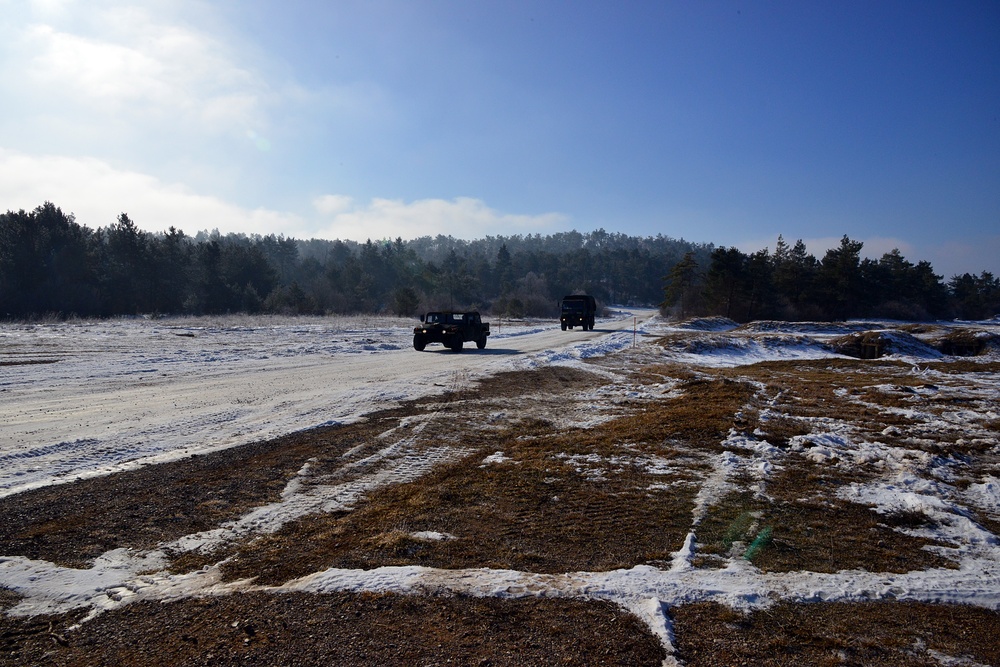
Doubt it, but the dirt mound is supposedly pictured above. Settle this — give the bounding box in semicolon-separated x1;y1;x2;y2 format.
829;329;941;359
737;320;869;335
673;316;738;331
935;328;1000;357
662;333;829;359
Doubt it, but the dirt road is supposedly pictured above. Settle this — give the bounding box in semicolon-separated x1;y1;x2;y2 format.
0;310;654;497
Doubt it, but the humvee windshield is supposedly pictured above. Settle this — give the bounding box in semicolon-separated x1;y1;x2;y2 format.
425;313;462;324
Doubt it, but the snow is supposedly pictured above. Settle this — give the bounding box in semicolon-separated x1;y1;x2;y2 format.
649;316;1000;368
410;531;455;541
966;477;1000;516
0;314;632;497
480;451;513;466
2;311;1000;664
655;331;838;367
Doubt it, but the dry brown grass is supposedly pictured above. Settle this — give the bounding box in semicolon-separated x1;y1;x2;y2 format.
0;418;404;568
0;592;666;666
692;469;957;574
592;376;757;451
183;371;755;584
217;452;699;582
922;359;1000;374
672;601;1000;666
215;416;709;583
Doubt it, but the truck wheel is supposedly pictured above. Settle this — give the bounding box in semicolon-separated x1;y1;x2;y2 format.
561;323;566;331
476;336;487;349
413;334;426;351
451;337;463;352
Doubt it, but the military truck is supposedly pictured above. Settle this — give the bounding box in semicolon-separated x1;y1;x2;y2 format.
560;294;596;330
413;311;490;352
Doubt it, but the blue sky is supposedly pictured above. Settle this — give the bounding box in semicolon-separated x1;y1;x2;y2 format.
1;0;997;277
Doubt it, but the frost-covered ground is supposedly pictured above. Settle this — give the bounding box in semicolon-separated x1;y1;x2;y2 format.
2;311;1000;665
0;312;641;497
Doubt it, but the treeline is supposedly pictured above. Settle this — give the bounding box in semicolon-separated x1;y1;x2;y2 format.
0;202;707;319
663;236;1000;322
2;202;998;321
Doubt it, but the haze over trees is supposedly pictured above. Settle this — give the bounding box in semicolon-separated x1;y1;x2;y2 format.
2;202;998;322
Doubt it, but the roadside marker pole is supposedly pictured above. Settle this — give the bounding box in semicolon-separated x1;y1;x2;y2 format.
633;317;637;348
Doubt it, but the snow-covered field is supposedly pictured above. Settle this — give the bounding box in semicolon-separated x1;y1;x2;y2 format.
0;311;643;498
2;311;1000;665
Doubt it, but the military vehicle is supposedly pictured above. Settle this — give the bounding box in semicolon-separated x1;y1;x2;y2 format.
560;294;596;330
413;311;490;352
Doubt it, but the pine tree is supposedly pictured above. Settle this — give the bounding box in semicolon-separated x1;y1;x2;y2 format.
661;251;700;319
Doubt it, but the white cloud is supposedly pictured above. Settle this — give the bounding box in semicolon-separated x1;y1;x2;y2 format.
27;0;73;19
26;24;168;104
19;8;266;130
311;195;569;241
1;0;396;203
0;148;302;237
0;148;567;244
313;194;354;216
